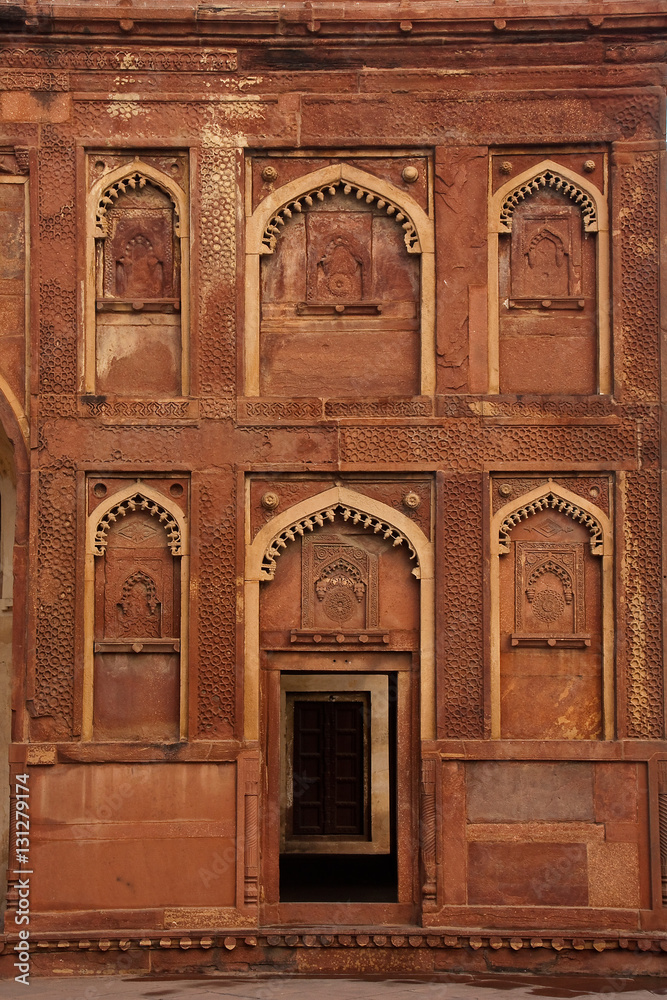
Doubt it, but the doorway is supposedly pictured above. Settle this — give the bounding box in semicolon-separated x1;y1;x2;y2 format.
279;673;397;903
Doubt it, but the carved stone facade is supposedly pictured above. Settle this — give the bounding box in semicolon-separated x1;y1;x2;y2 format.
0;0;665;981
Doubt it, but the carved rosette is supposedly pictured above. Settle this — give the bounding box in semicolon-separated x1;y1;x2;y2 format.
302;538;378;632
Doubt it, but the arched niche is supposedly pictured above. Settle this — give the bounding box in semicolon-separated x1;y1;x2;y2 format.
490;483;613;740
245;164;435;398
488;160;610;395
85;160;190;397
82;482;190;742
245;485;435;741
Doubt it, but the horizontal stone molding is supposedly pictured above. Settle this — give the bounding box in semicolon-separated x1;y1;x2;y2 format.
5;929;666;955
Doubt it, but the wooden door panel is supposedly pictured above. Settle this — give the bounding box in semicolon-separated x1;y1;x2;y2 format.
292;699;366;837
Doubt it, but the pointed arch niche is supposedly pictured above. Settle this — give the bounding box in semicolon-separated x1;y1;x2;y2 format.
245;164;435;398
488;160;610;395
490;483;613;741
85;157;190;397
82;480;190;742
244;486;435;742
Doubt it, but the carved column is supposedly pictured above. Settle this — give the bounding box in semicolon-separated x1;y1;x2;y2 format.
658;762;667;905
5;768;19;918
244;778;259;907
420;758;438;911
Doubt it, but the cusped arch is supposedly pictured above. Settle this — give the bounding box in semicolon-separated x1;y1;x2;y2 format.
119;568;159;611
492;482;611;557
248;163;433;256
526;226;567;257
90;159;188;239
247;486;432;583
526;559;574;604
87;482;188;558
491;159;607;236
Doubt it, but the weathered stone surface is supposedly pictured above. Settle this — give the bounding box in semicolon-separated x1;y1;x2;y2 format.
0;0;664;979
466;763;595;823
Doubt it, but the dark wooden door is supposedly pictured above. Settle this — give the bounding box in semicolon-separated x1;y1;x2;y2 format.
292;699;366;837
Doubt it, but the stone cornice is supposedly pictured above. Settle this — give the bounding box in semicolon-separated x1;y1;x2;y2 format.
5;1;667;40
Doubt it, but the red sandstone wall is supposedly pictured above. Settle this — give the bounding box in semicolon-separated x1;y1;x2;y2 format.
0;0;665;977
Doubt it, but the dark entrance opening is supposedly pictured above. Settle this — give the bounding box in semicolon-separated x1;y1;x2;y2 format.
279;675;398;902
292;698;367;838
280;853;396;902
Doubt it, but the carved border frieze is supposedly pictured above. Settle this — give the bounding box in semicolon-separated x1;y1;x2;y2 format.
340;421;636;468
240;399;323;421
9;930;667;957
0;70;68;91
80;398;195;421
2;46;237;72
326;398;433;418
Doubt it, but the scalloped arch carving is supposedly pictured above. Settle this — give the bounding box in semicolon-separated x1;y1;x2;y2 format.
488;159;610;395
261;176;420;255
261;503;419;580
498;491;605;556
119;568;159;611
93;492;182;556
526;558;574;604
94;169;183;238
245;163;435;396
499;169;598;234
